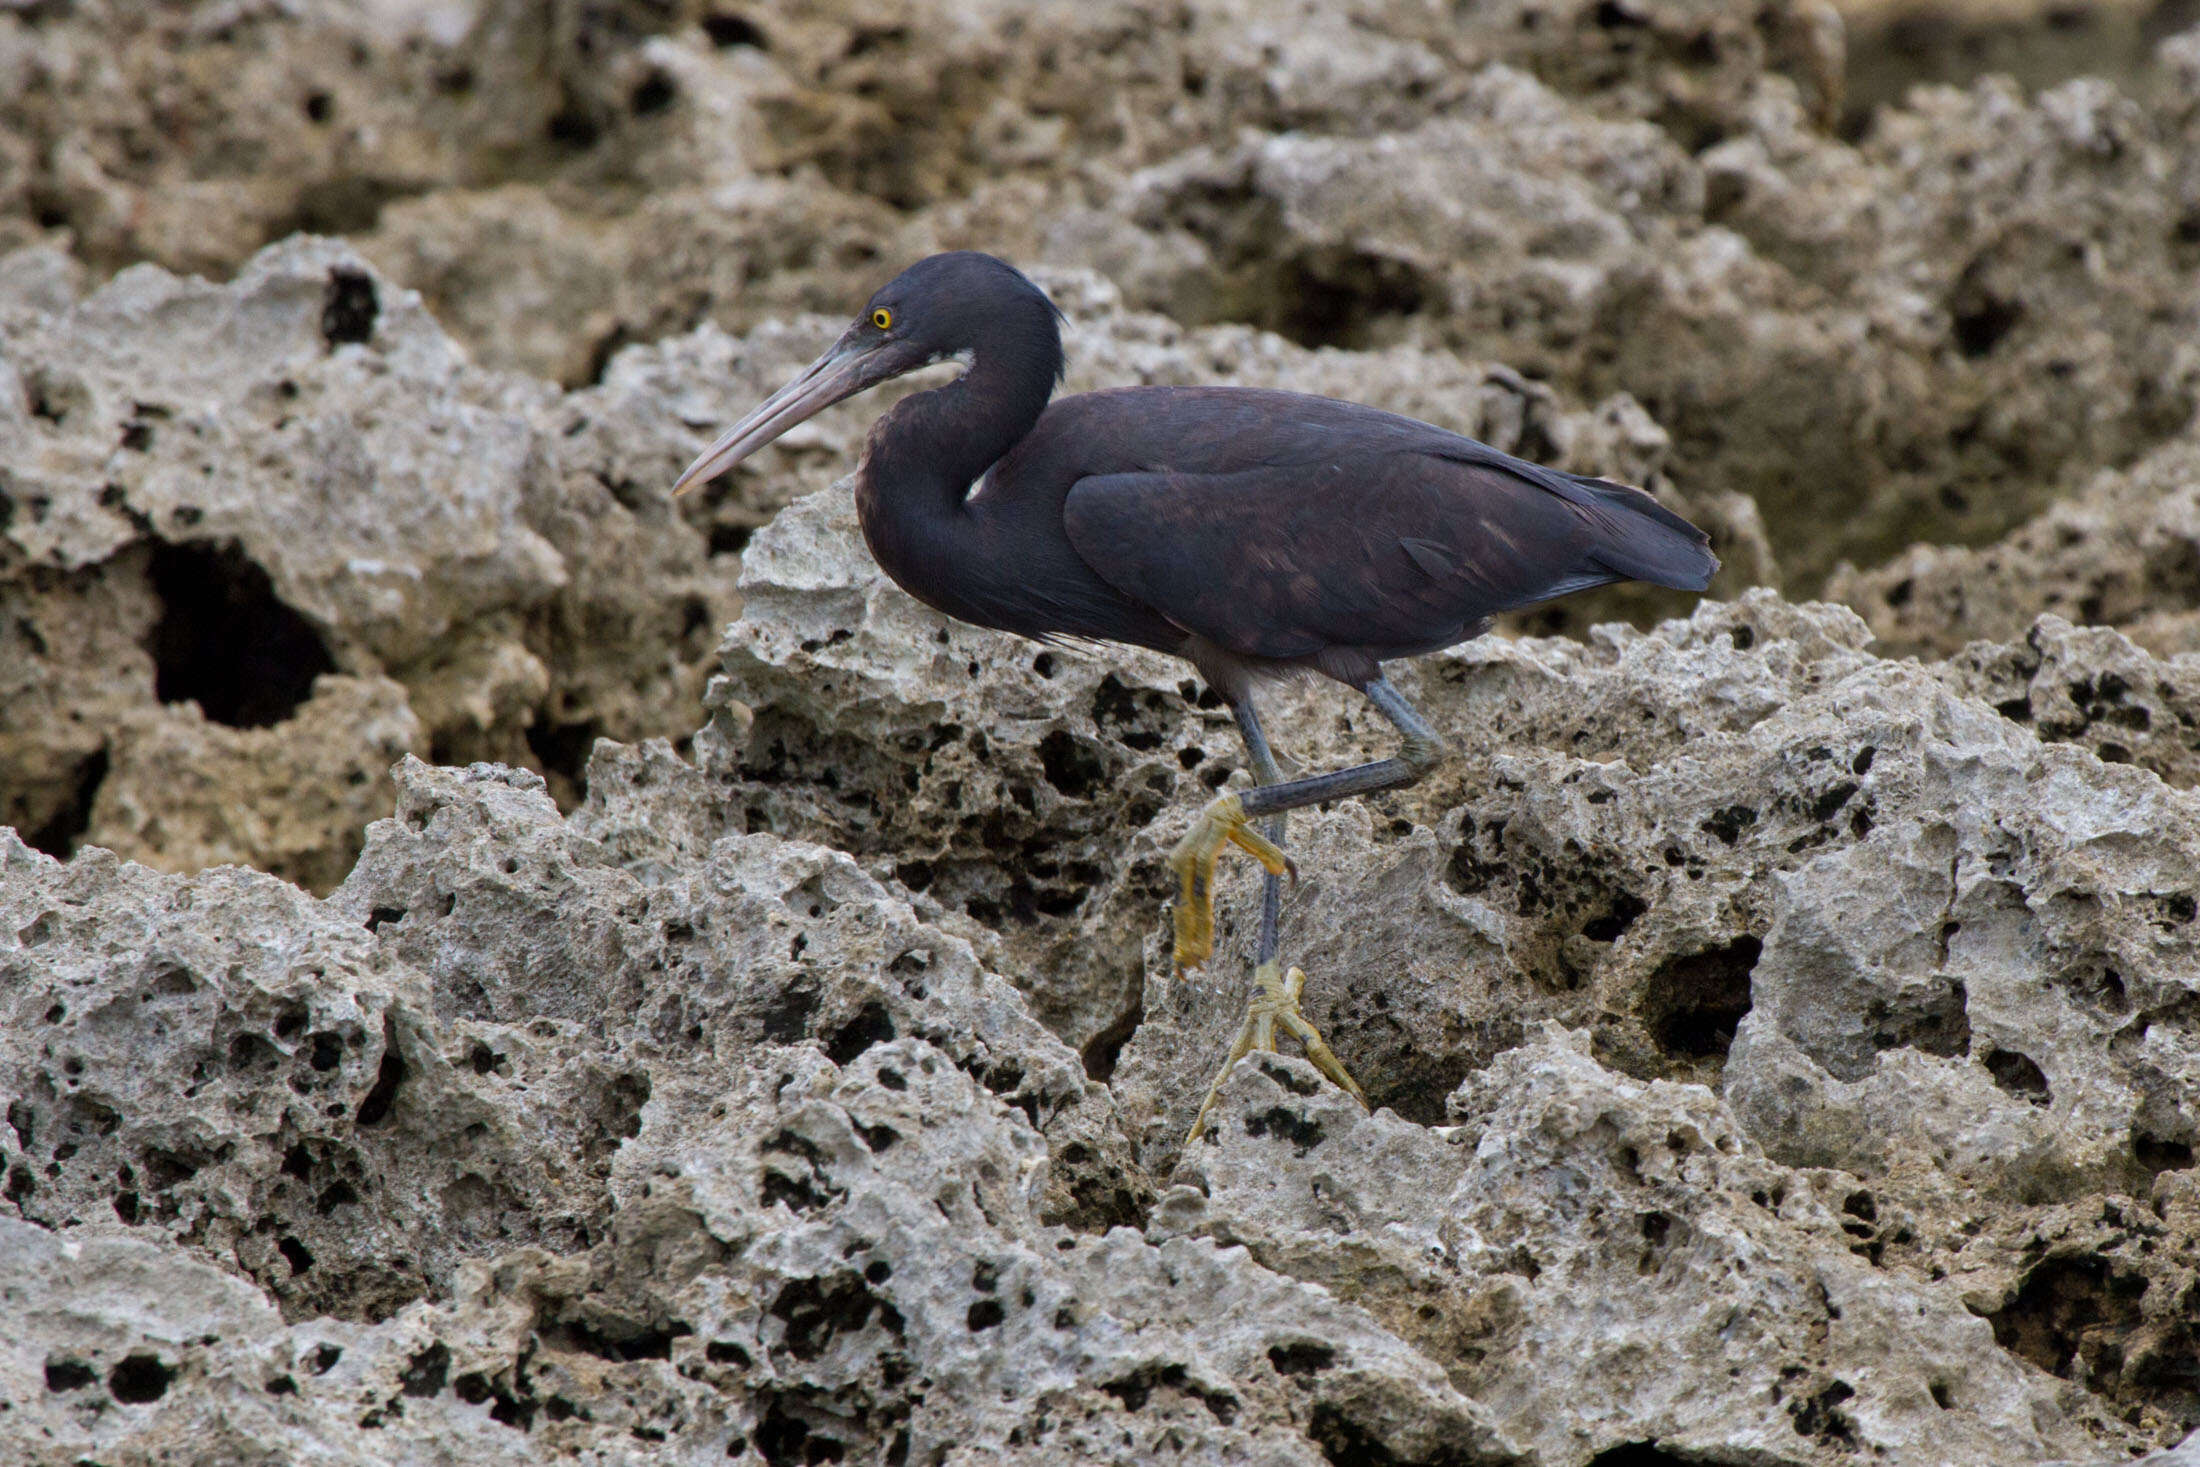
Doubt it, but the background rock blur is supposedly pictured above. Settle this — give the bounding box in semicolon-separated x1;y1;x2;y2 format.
8;0;2200;1463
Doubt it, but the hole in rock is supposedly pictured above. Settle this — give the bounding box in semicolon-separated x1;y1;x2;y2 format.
1788;1379;1858;1446
771;1274;898;1362
1103;1362;1235;1422
630;70;677;115
703;12;765;47
1582;890;1647;943
1268;1342;1335;1377
1081;998;1142;1083
2137;1134;2196;1173
399;1343;449;1398
44;1359;96;1393
1266;248;1431;350
355;1037;405;1126
1989;1254;2147;1394
1639;937;1760;1064
824;1002;895;1066
1309;1398;1478;1465
321;267;378;346
753;1398;839;1467
1950;287;2022;359
1038;730;1106;799
23;746;107;858
148;541;334;728
1984;1047;2051;1105
546;1316;684;1362
1587;1447;1705;1467
108;1354;175;1404
525;717;600;809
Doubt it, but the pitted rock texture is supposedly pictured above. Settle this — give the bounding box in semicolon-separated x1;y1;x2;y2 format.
11;0;2200;1463
1157;1028;2129;1465
11;589;2200;1461
0;233;737;886
12;0;2186;589
2;759;1534;1466
1831;427;2200;661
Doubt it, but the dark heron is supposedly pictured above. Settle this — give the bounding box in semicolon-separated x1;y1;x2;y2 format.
675;252;1717;1139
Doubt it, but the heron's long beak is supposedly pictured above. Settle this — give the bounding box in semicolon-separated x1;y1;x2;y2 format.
671;332;887;496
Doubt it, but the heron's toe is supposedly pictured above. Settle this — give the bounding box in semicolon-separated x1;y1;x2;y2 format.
1166;795;1293;972
1185;960;1369;1145
1270;966;1371;1111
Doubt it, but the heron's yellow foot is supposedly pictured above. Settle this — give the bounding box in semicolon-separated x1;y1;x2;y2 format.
1167;794;1294;970
1186;961;1370;1143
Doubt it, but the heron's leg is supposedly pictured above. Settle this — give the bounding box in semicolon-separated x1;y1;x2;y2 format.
1179;695;1377;1144
1235;698;1288;966
1169;677;1443;970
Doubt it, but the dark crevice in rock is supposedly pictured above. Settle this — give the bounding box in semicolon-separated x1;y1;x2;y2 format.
702;12;766;49
23;746;107;858
1307;1400;1490;1466
1585;1446;1705;1467
107;1353;175;1404
1988;1254;2160;1413
1984;1047;2051;1106
321;267;379;346
525;717;602;811
1079;994;1141;1083
824;1002;896;1066
147;540;334;729
355;1025;406;1126
1638;936;1760;1070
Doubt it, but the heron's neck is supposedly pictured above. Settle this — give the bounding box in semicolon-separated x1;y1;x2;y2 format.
854;339;1057;614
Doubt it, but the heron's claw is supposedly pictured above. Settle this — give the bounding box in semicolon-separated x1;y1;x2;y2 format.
1186;962;1369;1143
1167;794;1294;971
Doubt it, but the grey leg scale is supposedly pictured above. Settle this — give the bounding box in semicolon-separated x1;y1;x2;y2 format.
1231;697;1287;966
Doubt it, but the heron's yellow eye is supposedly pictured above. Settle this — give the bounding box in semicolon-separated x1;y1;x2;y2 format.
871;308;893;330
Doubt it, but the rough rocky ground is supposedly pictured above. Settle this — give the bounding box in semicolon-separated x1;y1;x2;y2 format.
9;0;2200;1464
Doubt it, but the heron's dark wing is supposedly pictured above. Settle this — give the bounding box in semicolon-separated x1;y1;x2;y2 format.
1060;445;1714;662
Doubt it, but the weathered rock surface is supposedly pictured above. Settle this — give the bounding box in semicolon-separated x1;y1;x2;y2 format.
10;0;2200;1463
1160;1029;2128;1465
1;758;1531;1465
12;577;2200;1461
1832;427;2200;660
0;233;736;886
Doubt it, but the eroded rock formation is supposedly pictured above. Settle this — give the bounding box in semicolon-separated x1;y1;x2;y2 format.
7;0;2200;1463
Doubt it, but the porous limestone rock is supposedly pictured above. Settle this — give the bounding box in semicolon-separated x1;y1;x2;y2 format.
12;582;2200;1459
1156;1028;2130;1465
683;465;2200;1449
1935;615;2200;790
2;756;1532;1466
7;0;2196;607
1831;430;2200;660
0;235;734;884
12;0;2200;1460
0;820;618;1327
1116;61;2200;584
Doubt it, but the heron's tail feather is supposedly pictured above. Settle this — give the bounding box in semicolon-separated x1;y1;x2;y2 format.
1572;475;1719;592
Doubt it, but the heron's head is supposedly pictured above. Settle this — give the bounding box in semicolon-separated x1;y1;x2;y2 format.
671;252;1061;495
